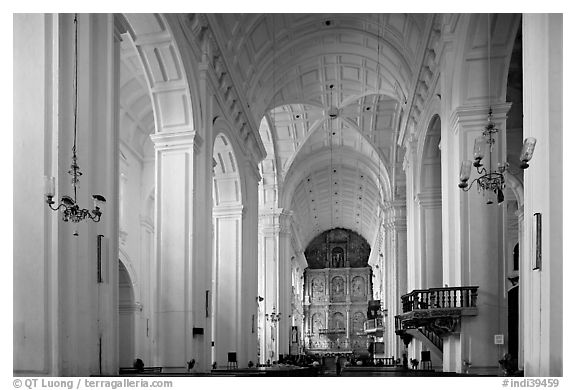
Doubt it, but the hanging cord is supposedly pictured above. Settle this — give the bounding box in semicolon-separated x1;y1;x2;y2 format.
329;85;334;229
376;14;382;201
487;13;491;114
487;13;493;179
72;13;80;202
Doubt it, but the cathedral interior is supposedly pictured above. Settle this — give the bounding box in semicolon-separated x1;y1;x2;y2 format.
13;12;563;378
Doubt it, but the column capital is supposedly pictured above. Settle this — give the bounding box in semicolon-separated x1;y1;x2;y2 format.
259;208;293;235
212;204;244;217
151;130;202;151
383;200;407;231
449;102;512;134
416;188;442;208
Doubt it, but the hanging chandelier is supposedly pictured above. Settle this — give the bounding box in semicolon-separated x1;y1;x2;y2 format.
457;14;536;205
266;306;282;323
44;14;106;234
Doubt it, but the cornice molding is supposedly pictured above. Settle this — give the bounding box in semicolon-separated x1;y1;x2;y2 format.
449;102;512;134
213;203;244;217
416;189;442;208
399;15;441;147
150;130;202;151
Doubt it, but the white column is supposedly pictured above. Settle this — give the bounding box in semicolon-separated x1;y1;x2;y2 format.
239;162;261;366
151;131;201;369
383;201;407;360
15;14;121;376
416;190;443;288
138;217;154;364
258;209;292;361
515;206;524;371
403;138;420;292
14;13;60;376
521;13;562;377
212;204;243;367
444;104;510;375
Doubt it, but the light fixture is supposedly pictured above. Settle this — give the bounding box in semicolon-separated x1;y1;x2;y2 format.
266;306;281;323
44;14;106;234
328;84;338;119
457;14;535;205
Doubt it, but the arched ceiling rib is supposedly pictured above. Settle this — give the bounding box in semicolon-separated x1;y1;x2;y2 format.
208;13;430;120
289;155;384;250
209;13;431;248
119;38;155;159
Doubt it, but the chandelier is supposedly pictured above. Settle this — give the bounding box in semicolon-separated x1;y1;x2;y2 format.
266;306;282;323
457;14;536;205
44;14;106;234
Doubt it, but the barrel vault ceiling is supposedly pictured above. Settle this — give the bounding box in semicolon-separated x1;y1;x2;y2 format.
207;13;433;249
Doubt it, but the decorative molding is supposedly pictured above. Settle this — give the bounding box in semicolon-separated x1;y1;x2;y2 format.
416;189;442;208
119;302;143;314
383;200;407;231
448;102;512;134
150;130;199;150
212;203;244;217
114;14;131;42
181;14;266;166
399;15;442;147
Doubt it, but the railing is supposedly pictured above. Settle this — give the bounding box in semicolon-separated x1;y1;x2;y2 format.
318;328;346;335
401;286;479;313
418;327;443;352
363;318;384;332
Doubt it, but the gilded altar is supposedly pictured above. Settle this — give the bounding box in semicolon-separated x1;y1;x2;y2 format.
303;228;372;354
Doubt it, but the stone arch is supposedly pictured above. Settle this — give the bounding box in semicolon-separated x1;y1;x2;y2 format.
122;14;201;135
211;121;258;368
118;249;139;304
212;117;253;207
281;147;392;210
212;132;243;207
450;14;521;108
118;259;136;367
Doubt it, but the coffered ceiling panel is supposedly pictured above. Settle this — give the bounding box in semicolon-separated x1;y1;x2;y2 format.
119;39;155;159
206;13;431;246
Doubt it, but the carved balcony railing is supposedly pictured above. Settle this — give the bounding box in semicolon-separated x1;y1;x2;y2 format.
363;318;384;333
395;286;479;349
401;286;479;312
318;328;346;335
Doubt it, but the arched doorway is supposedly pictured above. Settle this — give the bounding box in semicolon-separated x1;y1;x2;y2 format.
118;260;136;367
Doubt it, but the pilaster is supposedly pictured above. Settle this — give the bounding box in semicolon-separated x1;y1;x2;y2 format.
258;209;293;362
382;200;407;359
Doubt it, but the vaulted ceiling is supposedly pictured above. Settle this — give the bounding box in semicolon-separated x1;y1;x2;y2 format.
206;14;433;248
119;38;155;159
118;13;435;250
